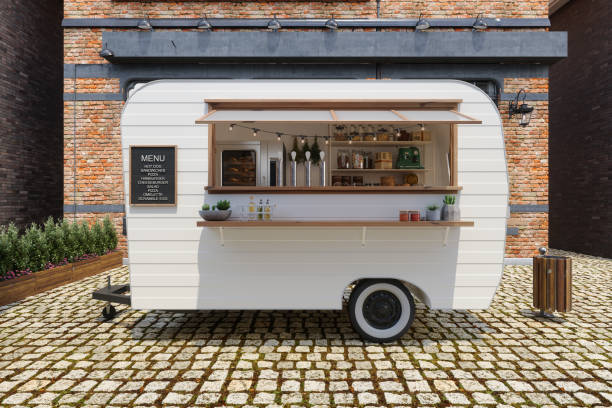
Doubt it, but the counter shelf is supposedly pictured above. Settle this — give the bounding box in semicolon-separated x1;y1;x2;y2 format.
196;219;474;247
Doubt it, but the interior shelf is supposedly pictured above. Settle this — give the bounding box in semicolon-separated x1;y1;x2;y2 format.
331;168;429;173
330;140;432;147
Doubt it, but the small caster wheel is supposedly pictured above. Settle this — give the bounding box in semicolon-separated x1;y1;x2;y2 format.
102;304;116;320
348;279;415;343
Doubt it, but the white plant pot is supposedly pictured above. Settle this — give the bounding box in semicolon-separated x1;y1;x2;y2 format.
441;204;460;221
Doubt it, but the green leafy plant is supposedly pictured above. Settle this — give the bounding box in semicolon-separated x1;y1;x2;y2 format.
310;137;322;165
443;195;456;205
291;137;304;163
91;221;106;256
215;200;231;211
202;203;210;211
102;216;118;253
44;217;65;265
427;205;439;211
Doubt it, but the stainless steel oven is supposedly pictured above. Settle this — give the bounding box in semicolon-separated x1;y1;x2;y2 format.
216;141;285;187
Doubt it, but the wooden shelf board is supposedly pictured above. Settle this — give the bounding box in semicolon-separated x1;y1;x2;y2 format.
197;220;474;228
205;186;462;194
331;141;432;146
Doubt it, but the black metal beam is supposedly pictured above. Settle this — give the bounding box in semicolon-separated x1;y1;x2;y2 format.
99;31;567;64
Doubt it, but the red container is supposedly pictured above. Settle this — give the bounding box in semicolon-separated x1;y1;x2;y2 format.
399;211;410;221
410;211;420;221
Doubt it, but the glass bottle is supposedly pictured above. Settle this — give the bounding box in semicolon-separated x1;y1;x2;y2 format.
248;196;256;221
264;199;271;220
257;199;264;220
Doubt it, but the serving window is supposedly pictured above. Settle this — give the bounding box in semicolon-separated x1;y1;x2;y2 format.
196;100;480;194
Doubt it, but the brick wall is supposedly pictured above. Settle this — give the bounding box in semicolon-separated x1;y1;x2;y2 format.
1;0;63;228
63;0;551;258
549;0;612;258
63;0;548;18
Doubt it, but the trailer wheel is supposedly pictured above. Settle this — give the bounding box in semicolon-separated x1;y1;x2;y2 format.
348;279;415;343
102;304;117;320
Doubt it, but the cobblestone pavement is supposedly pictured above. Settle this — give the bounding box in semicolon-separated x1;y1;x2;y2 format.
0;250;611;407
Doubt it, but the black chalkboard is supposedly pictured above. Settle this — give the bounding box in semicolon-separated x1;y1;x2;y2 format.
130;146;176;206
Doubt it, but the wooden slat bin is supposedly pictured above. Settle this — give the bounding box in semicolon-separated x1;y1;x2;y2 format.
533;252;572;313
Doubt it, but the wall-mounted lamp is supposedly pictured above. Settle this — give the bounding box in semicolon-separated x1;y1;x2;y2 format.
415;14;430;31
325;15;338;32
197;14;212;31
472;14;488;31
267;15;282;32
99;42;113;58
509;89;534;127
137;15;153;31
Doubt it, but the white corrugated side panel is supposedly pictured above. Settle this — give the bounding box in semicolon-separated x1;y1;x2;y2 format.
122;80;508;311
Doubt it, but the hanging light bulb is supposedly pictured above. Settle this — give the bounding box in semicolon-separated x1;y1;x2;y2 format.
348;136;353;145
396;128;401;138
229;124;234;132
325;137;329;145
420;124;425;131
276;132;282;141
300;136;305;144
253;129;259;137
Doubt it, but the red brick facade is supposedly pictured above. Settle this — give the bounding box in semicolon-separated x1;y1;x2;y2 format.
63;0;551;258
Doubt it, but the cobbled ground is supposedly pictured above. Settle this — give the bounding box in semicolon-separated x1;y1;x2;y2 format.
0;249;610;407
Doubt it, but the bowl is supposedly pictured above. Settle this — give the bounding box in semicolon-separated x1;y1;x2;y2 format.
199;210;232;221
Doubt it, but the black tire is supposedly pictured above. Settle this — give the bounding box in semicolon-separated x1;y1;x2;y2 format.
102;304;117;320
348;279;415;343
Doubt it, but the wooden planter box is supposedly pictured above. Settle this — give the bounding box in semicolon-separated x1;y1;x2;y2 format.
0;252;123;306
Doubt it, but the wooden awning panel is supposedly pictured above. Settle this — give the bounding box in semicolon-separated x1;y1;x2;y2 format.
196;109;481;125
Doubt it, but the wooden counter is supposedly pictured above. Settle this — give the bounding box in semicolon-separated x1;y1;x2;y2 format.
205;186;462;194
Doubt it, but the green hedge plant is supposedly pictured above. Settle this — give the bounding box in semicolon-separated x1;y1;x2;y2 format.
0;216;118;281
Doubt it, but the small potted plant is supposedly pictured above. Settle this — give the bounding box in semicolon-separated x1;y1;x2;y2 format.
441;195;460;221
199;200;232;221
426;204;441;221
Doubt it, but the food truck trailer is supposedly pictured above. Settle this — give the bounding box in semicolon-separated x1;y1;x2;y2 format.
96;79;508;342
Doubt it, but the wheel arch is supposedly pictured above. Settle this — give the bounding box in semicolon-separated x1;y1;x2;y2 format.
343;278;431;307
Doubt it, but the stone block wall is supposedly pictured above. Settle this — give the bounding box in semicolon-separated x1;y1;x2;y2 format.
63;0;551;258
1;0;63;228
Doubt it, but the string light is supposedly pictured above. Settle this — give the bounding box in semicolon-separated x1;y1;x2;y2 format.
300;136;305;144
276;132;282;141
229;124;234;132
325;137;329;145
348;136;353;145
396;128;401;138
253;128;259;137
420;123;425;131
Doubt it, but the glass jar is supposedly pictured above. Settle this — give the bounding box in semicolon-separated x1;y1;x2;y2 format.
337;150;351;169
334;125;346;141
363;152;374;169
352;151;364;169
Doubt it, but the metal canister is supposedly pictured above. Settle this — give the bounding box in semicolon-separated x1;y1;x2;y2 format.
290;160;297;186
305;160;312;187
319;161;326;186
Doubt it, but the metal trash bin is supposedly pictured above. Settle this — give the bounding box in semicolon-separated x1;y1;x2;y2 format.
533;248;572;317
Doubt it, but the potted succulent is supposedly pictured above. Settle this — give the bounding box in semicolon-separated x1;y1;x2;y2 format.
199;200;232;221
426;204;441;221
441;195;460;221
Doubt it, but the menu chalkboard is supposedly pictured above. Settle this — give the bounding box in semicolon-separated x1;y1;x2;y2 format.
130;146;176;206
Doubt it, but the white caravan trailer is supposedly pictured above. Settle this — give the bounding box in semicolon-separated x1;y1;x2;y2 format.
96;80;509;343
